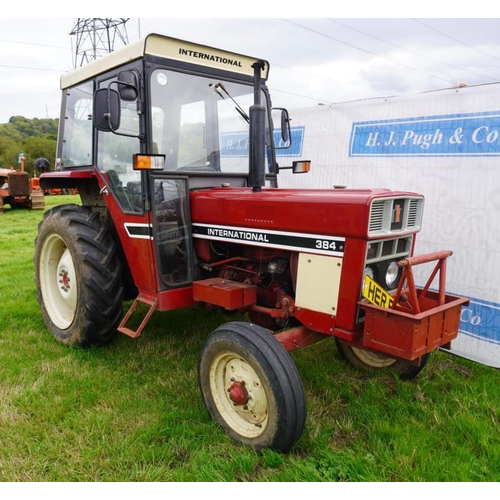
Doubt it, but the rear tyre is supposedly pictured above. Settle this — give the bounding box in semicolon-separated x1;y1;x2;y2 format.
198;321;306;452
335;338;430;380
34;204;123;346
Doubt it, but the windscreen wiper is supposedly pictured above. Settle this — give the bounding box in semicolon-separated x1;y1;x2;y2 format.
212;82;250;123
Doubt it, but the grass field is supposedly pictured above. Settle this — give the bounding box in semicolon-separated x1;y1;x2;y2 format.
0;194;499;482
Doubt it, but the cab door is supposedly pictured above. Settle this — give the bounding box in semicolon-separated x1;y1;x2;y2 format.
150;175;194;290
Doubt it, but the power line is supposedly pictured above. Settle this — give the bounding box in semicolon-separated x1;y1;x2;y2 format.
467;18;500;42
0;63;66;72
0;37;71;74
412;18;500;63
267;85;336;105
272;63;394;97
0;38;70;51
282;19;457;86
328;19;500;82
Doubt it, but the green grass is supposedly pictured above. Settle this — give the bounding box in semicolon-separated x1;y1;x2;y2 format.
0;195;499;481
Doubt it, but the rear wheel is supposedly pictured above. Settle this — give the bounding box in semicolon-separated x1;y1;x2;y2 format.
34;204;123;346
198;321;306;452
335;338;430;380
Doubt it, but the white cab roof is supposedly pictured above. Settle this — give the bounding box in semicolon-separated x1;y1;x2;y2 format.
61;33;270;89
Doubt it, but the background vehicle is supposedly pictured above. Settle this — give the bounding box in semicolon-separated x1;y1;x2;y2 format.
0;158;44;213
35;34;467;452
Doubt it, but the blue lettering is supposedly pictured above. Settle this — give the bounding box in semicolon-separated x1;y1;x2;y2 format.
350;111;500;157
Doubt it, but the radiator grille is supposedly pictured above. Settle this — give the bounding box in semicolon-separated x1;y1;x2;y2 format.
8;173;30;196
369;200;385;233
408;199;419;227
368;197;423;236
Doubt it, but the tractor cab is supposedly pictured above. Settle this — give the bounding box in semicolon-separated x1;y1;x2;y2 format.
52;34;297;195
43;34;303;299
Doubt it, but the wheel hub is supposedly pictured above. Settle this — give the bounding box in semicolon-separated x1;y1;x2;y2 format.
59;267;71;292
39;235;78;330
228;380;249;406
56;248;75;302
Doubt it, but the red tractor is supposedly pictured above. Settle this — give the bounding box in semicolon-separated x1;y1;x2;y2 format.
35;34;468;452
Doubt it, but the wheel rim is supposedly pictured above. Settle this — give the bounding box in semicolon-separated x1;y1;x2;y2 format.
39;233;77;330
351;346;397;368
209;351;268;438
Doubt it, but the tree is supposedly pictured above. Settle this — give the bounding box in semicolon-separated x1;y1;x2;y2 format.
24;137;57;174
0;136;22;169
0;117;58;174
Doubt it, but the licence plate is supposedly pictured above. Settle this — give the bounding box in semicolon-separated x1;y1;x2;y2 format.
362;275;394;308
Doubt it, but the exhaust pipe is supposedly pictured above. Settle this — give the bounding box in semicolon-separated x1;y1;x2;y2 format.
249;61;266;193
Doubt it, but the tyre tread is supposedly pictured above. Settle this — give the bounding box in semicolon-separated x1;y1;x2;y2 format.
35;204;123;346
199;321;306;452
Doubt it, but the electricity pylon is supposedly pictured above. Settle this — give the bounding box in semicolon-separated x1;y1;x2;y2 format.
70;18;130;68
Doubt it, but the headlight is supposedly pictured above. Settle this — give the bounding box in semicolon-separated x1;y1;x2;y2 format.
385;261;400;289
364;266;375;280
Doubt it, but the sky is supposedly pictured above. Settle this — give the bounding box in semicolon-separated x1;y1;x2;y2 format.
1;6;500;124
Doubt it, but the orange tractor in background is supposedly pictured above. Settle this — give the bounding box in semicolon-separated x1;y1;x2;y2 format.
0;155;45;213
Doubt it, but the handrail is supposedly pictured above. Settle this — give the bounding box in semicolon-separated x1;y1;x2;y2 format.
392;250;453;314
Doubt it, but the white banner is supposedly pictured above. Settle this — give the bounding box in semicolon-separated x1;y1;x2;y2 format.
280;83;500;368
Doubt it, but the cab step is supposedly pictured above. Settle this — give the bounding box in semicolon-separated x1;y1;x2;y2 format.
118;294;158;338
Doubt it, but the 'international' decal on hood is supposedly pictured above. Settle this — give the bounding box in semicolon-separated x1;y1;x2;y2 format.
192;223;344;256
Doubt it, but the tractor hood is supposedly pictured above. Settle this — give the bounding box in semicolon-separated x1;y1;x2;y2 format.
190;187;424;240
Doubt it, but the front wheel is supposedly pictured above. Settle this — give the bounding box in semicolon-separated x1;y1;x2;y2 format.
34;204;123;346
198;321;306;452
335;338;430;380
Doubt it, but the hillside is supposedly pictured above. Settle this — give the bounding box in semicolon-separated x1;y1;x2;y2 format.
0;116;58;173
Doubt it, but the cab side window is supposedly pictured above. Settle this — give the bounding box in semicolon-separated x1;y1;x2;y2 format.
96;76;142;213
60;81;93;167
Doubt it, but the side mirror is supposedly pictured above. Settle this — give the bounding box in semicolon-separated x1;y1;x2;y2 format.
272;108;291;149
280;109;290;143
117;71;138;102
94;88;121;131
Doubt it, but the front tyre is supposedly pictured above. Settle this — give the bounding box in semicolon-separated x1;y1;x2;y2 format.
198;321;306;452
335;338;430;380
34;204;123;346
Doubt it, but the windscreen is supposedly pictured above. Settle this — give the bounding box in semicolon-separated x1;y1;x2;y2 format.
150;69;274;175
